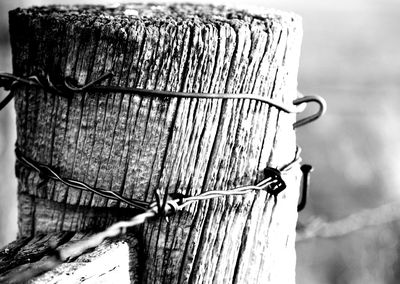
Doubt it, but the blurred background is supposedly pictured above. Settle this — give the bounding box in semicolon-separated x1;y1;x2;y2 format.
1;0;399;283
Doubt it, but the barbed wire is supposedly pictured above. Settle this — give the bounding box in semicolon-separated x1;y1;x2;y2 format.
6;147;302;282
15;147;301;214
296;202;400;242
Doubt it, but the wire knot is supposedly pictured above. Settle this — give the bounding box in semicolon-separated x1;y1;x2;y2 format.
150;190;189;222
263;167;287;197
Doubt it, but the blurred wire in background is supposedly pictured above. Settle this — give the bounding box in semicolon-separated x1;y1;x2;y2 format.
1;0;400;283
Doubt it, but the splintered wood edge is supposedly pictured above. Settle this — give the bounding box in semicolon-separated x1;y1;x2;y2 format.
0;233;139;283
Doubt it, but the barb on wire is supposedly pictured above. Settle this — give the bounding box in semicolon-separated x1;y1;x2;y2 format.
0;72;326;128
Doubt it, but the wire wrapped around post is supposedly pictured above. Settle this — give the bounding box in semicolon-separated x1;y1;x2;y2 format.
0;72;326;129
15;146;302;214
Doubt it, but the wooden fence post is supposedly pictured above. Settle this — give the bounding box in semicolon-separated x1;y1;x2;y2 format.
1;4;303;283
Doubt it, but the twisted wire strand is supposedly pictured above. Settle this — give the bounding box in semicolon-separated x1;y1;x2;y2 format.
15;149;150;211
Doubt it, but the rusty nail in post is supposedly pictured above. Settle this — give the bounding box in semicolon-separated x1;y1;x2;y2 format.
297;164;313;212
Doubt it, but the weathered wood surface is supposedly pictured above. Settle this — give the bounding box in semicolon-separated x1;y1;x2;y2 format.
0;232;137;283
6;3;302;283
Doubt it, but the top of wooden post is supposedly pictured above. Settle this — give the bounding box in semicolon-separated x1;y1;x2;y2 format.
10;3;300;25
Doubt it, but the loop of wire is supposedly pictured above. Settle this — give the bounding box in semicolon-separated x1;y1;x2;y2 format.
0;72;326;128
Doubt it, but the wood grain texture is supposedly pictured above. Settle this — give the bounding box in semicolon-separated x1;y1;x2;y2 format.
8;3;302;283
0;232;138;284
